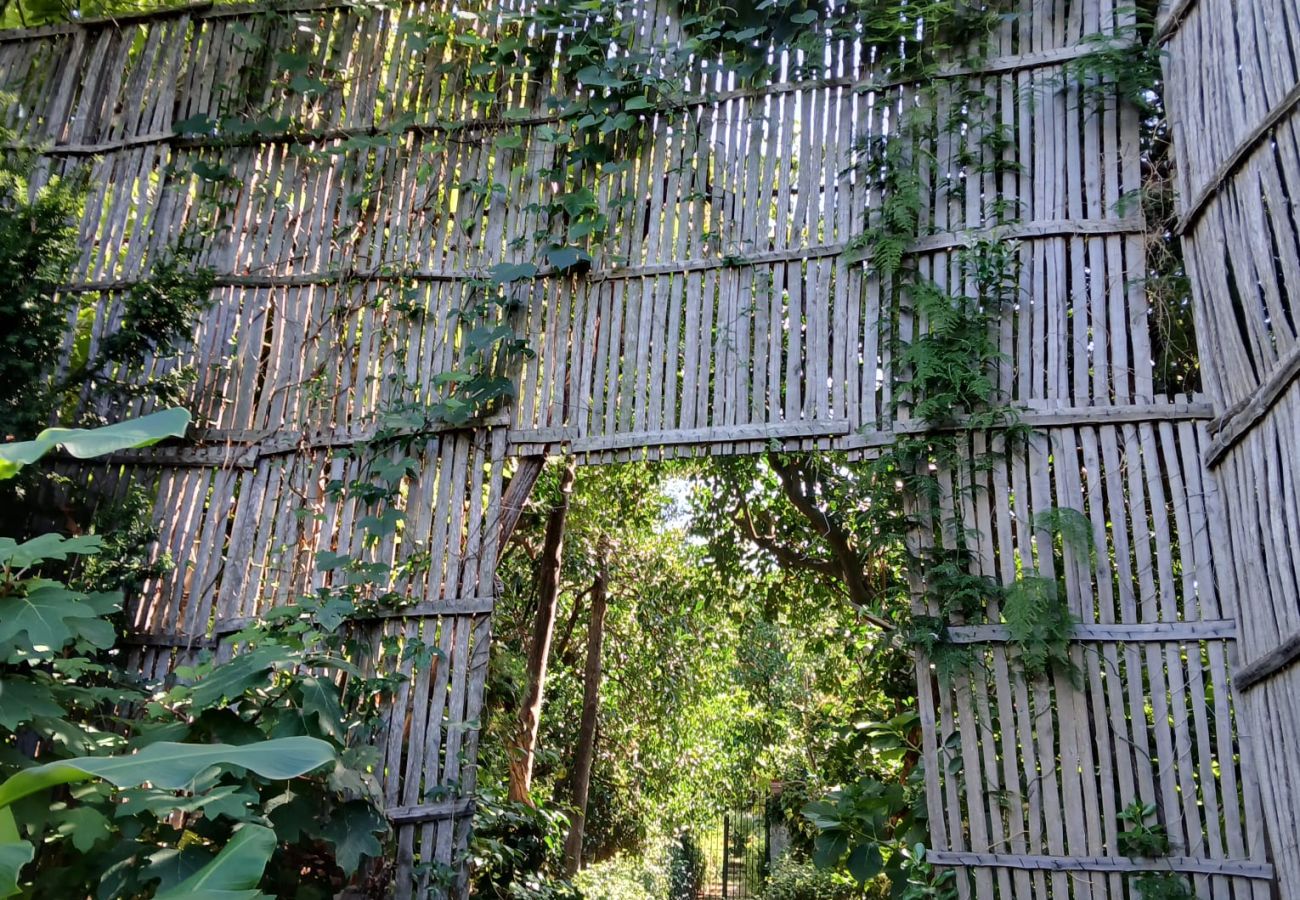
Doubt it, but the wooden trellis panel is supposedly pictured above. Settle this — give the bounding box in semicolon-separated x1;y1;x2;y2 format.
35;427;508;898
1160;0;1300;893
915;424;1271;897
0;0;1282;895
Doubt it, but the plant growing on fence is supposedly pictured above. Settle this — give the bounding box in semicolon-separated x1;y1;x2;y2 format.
0;413;388;897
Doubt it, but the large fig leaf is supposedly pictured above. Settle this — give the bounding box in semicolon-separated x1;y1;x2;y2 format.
0;586;121;661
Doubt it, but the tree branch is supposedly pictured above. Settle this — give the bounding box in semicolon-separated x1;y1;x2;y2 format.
766;452;894;631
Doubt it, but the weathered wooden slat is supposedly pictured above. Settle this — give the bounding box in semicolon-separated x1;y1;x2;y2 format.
1235;628;1300;692
926;851;1274;879
946;620;1238;644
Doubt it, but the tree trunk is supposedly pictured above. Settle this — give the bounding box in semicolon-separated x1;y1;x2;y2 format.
563;557;609;876
506;458;576;804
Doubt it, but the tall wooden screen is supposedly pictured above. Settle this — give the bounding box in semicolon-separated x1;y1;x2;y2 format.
1160;0;1300;893
0;0;1279;895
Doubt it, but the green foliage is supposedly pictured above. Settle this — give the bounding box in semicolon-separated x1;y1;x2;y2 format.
0;138;212;445
468;789;580;900
1117;803;1195;900
0;417;389;898
61;250;215;418
665;829;705;899
0;157;83;442
1001;576;1077;682
758;856;873;900
802;754;927;891
573;852;667;900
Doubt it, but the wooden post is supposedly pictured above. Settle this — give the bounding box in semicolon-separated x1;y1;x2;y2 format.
508;458;575;804
563;552;609;876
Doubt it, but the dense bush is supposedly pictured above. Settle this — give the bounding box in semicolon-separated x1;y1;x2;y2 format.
573;852;668;900
468;787;581;900
758;856;871;900
666;828;705;899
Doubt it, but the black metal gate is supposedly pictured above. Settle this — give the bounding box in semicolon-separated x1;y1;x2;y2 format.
694;808;767;899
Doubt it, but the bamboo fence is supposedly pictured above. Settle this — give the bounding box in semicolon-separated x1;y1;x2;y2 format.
0;0;1284;894
1161;0;1300;894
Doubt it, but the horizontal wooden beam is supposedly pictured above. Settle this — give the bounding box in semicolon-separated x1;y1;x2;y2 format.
946;619;1237;644
59;217;1146;296
118;632;217;650
1155;0;1200;44
386;797;476;826
1235;627;1300;693
509;402;1214;457
1177;78;1300;236
4;35;1125;154
927;850;1273;879
1205;345;1300;467
0;0;364;41
75;414;511;470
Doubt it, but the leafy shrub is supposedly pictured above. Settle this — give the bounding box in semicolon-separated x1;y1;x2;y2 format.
758;856;867;900
0;414;390;898
666;828;705;898
574;852;668;900
469;787;580;899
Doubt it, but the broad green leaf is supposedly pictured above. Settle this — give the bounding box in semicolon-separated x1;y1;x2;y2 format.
0;840;33;898
0;737;335;811
489;261;538;284
545;246;592;271
0;533;103;569
0;586;122;660
153;824;275;900
0;408;190;480
0;677;64;729
320;801;387;875
846;843;884;884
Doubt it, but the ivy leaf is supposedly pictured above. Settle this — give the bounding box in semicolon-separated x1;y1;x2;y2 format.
624;95;654;111
297;676;345;742
575;65;627;88
319;801;387;875
313;551;351;571
489;262;538;284
545;246;592;272
185;645;292;709
314;597;355;633
190;161;234;183
172;114;217;135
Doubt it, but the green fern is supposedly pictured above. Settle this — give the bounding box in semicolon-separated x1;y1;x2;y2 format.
1002;576;1077;682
